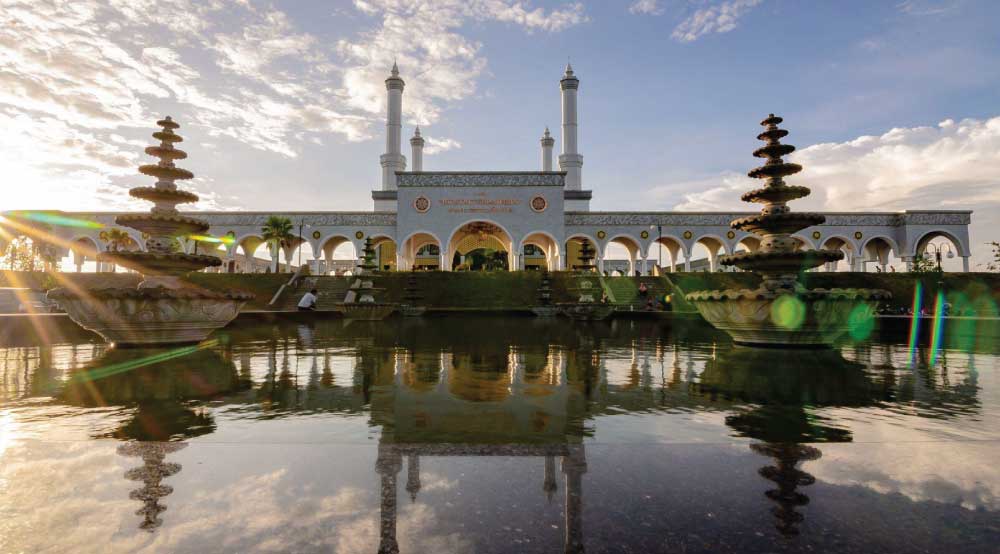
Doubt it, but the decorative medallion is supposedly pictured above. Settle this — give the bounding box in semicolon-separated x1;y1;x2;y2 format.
530;195;548;212
854;231;863;240
812;231;821;240
312;230;321;240
596;230;606;240
726;231;736;239
683;231;693;240
640;230;649;240
355;231;364;240
413;196;430;213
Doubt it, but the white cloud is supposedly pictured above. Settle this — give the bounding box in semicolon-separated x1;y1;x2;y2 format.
629;0;664;16
667;116;1000;264
337;0;587;126
424;136;462;155
671;0;762;42
897;0;960;16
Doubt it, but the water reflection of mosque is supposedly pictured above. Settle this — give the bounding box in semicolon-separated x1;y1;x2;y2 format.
10;316;984;544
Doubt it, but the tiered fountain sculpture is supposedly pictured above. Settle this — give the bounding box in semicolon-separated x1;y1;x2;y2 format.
560;239;613;321
687;115;888;346
335;236;397;320
48;117;252;345
531;270;559;317
400;272;426;317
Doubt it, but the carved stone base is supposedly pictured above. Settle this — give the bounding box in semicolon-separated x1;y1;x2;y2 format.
686;288;889;348
48;286;251;346
400;305;426;317
335;303;397;320
531;306;561;318
558;303;615;321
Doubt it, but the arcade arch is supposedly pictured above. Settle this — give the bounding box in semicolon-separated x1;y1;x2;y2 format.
447;221;513;271
602;235;641;275
646;236;686;273
520;231;560;271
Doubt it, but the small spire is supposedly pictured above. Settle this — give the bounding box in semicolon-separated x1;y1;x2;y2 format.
414;126;421;137
391;60;399;77
543;127;551;138
564;62;574;77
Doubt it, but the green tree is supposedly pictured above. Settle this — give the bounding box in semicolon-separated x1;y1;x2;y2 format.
98;228;134;272
910;254;941;274
261;216;294;273
986;241;1000;272
1;236;48;271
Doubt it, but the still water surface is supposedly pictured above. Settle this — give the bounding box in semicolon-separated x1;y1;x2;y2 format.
0;316;998;553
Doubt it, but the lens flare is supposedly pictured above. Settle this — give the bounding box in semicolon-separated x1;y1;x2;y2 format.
188;234;235;245
4;211;104;229
68;340;219;384
907;281;923;367
847;303;876;341
929;290;946;366
771;295;806;330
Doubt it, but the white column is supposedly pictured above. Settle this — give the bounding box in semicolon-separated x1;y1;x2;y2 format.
559;64;583;190
541;127;554;171
640;257;648;275
962;256;970;272
410;127;424;172
380;63;406;190
683;257;691;272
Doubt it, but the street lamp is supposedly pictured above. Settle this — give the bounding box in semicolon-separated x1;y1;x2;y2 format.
296;219;311;269
924;242;955;271
649;224;663;272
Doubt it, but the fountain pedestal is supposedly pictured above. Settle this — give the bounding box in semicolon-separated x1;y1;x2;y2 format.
49;117;251;345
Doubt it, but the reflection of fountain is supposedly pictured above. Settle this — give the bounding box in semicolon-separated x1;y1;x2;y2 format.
750;443;820;537
48;117;252;345
687;115;887;347
118;441;186;531
55;345;240;531
700;348;877;538
336;237;397;320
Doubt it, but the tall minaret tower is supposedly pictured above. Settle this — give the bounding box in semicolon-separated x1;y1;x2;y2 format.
380;62;406;190
559;64;582;190
410;127;425;172
541;127;554;171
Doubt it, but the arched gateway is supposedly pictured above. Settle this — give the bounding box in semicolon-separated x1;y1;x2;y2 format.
1;64;974;273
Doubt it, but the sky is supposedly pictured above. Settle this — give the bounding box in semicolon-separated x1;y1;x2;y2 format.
2;0;999;266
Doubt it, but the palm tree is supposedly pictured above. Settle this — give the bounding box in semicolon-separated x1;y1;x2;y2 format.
98;228;133;272
261;216;294;273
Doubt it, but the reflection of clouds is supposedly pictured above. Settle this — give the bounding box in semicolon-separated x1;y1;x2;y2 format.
419;472;458;493
811;443;999;511
0;441;474;553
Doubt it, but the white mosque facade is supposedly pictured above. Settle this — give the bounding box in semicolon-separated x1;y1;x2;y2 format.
4;65;973;274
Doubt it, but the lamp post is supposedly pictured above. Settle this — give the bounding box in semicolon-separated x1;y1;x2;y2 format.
925;242;954;271
649;224;663;272
296;219;311;270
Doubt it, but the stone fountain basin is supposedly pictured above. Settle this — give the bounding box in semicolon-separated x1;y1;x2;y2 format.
48;287;252;346
115;214;209;237
722;250;843;273
100;251;221;276
334;302;397;320
686;288;889;347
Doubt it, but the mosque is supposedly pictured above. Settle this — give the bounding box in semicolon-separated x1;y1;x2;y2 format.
4;64;973;274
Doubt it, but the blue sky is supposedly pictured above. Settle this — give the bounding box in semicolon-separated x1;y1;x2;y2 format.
2;0;999;264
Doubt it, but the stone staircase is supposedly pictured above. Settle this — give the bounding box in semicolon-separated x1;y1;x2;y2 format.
272;276;351;311
601;277;676;311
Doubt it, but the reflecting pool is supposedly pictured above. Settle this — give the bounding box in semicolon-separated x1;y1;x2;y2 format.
1;316;998;553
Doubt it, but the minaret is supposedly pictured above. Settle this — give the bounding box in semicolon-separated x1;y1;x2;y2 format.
541;127;554;171
410;127;425;172
380;62;406;190
559;63;583;190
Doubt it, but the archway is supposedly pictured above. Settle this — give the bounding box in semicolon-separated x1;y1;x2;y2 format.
646;236;686;273
371;236;397;271
913;231;965;272
236;236;268;273
820;237;856;272
321;236;359;275
861;237;898;273
603;235;641;275
565;235;598;272
62;236;101;272
400;231;442;271
520;231;560;271
692;235;728;272
447;222;513;271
